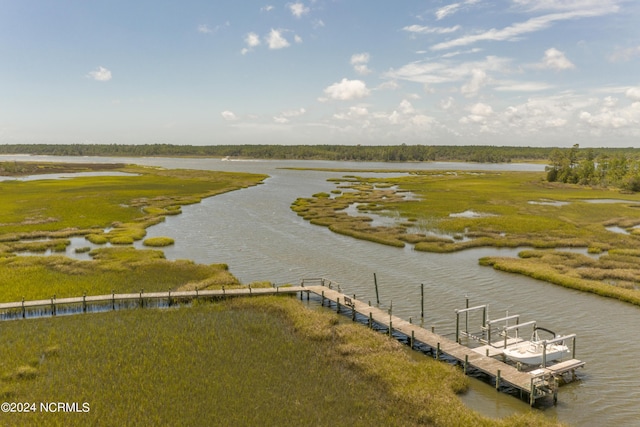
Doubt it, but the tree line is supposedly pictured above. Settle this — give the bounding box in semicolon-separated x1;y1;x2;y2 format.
546;144;640;191
1;143;639;164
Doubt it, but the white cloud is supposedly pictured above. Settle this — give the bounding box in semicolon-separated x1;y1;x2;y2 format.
626;87;640;101
399;99;415;114
384;56;509;90
294;35;303;44
87;66;112;82
435;0;480;20
431;6;619;51
322;78;370;101
494;81;554;91
461;69;488;97
289;2;310;18
403;24;461;35
377;80;400;91
266;29;290;49
261;5;274;12
198;22;229;35
221;111;238;121
540;48;575;70
246;32;261;47
609;45;640;62
469;102;493;116
351;53;372;75
436;4;462;20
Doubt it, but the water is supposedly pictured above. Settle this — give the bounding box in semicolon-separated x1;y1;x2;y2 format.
3;155;640;425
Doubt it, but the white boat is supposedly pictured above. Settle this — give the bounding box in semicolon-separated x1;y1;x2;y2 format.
502;327;570;365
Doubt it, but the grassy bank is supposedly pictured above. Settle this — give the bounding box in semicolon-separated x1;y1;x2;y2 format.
0;297;559;427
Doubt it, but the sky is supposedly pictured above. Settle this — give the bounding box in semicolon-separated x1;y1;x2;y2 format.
1;0;639;147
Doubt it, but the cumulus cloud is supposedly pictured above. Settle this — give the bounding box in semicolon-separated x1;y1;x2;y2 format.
351;53;372;75
398;99;415;114
266;29;290;49
261;5;274;12
540;48;575;70
221;111;238;121
626;87;640;101
288;2;310;18
241;32;261;54
87;66;112;82
461;69;488;97
322;78;370;101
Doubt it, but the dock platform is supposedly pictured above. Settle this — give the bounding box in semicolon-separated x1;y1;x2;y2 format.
301;284;584;406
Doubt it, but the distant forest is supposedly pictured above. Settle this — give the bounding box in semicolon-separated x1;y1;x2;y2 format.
1;143;639;163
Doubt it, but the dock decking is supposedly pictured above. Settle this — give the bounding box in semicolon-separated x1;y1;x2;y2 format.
302;284;584;406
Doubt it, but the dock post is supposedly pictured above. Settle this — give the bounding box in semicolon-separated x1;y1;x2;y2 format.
22;297;25;318
465;296;469;336
369;312;373;329
139;289;143;308
196;287;199;300
307;291;310;301
321;291;325;306
420;283;424;324
373;273;380;306
436;343;441;360
455;312;460;343
411;330;415;349
464;355;468;374
83;293;87;313
168;290;171;307
572;337;576;359
529;379;536;406
336;298;340;313
496;370;501;390
112;290;115;311
51;296;56;316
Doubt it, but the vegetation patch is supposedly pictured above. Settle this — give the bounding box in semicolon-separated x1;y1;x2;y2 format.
143;236;175;247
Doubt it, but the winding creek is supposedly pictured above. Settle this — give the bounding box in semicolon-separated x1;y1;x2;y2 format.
4;155;640;425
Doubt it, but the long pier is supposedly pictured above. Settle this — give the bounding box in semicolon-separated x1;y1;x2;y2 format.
0;281;583;406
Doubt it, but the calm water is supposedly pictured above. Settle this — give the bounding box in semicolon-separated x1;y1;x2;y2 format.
5;155;640;426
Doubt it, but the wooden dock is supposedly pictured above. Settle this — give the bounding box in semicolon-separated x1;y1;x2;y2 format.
0;281;583;406
301;284;585;406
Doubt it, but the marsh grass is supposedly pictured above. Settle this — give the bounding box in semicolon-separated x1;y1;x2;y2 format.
293;170;640;305
143;236;174;247
0;247;238;301
0;164;266;254
481;249;640;306
0;297;561;426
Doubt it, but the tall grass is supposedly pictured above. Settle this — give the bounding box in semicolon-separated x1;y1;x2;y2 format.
0;297;561;427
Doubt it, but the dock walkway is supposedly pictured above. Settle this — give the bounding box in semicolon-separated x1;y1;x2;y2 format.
303;284;584;406
0;282;583;405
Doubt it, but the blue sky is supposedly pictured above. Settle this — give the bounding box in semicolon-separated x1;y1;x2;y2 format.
1;0;639;147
